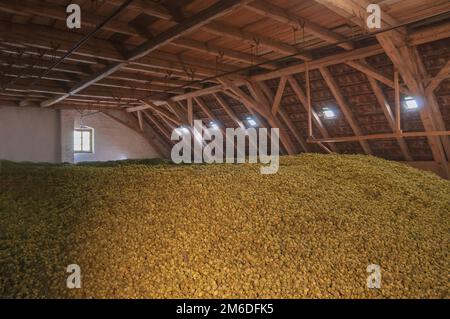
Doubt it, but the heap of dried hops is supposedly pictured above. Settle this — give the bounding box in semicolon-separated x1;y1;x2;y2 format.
0;154;448;298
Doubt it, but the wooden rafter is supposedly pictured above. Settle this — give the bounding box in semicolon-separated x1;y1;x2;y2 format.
0;1;258;75
36;0;252;107
219;78;297;155
107;0;173;20
287;76;338;152
258;81;309;152
346;60;410;95
377;32;449;173
213;93;246;129
128;101;180;125
126;0;254;61
141;110;173;141
425;60;450;96
319;66;372;155
246;81;299;154
312;0;449;174
271;76;287;115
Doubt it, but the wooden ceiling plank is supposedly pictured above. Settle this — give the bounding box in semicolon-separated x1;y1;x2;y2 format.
173;37;276;69
246;0;354;51
106;0;173;20
204;21;311;61
39;0;251;107
126;0;254;61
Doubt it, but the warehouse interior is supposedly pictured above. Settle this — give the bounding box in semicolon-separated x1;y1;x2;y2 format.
0;0;449;299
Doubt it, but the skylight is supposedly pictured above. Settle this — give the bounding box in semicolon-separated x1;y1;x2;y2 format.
246;117;258;127
209;121;219;129
323;108;336;119
404;96;419;110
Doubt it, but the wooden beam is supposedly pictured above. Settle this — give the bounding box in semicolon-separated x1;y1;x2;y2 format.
305;62;313;138
193;97;234;148
287;76;338;152
173;37;275;69
377;32;449;171
213;93;246;129
271;76;287;115
252;44;385;82
129;100;180;125
218;78;270;119
194;96;216;122
141;110;173;141
246;0;354;50
137;110;144;131
346;60;410;95
315;0;448;167
106;0;173;20
38;0;251;107
258;82;308;152
250;19;450;82
394;69;401;132
0;1;137;36
40;62;126;107
166;100;188;124
425;60;450;96
126;0;253;61
319;66;372;154
204;22;311;60
313;0;400;31
246;81;299;154
308;131;450;143
367;75;412;161
187;98;193;126
219;78;297;154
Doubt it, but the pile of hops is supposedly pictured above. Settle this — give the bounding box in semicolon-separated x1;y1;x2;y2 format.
0;154;448;298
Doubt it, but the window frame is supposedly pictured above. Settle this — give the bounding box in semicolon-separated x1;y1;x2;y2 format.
74;128;94;154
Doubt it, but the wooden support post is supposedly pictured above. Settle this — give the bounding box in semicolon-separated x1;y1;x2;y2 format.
187;98;193;126
394;69;401;133
305;62;313;138
137;110;144;131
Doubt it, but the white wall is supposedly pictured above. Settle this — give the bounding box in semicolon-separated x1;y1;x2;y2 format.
0;106;161;163
70;111;160;163
0;106;61;163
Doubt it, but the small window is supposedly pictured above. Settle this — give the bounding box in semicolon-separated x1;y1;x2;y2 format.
74;128;93;153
